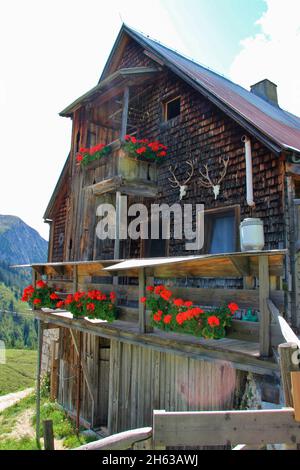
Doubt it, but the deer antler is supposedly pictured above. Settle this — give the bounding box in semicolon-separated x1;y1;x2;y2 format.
168;160;194;200
198;164;214;188
182;160;194;184
168;164;181;188
198;156;230;199
168;160;194;187
216;156;229;185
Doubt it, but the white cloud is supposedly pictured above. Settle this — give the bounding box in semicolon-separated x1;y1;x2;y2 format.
229;0;300;116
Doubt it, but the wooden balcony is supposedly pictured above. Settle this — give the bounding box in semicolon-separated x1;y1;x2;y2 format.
82;139;158;198
28;249;294;377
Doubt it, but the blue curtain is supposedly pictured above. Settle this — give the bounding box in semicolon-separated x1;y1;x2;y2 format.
209;215;235;254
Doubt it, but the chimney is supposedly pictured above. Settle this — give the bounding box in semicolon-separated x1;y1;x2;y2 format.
250;79;278;106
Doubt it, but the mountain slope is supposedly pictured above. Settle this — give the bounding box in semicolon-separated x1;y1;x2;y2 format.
0;215;47;265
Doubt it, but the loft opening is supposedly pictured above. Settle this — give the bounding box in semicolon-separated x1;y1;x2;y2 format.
163;96;181;121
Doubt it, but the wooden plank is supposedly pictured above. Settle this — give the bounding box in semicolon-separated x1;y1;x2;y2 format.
70;329;95;416
291;371;300;422
269;299;300;348
153;408;300;447
75;427;152;450
43;420;54;450
121;86;129;139
259;256;270;357
139;268;146;333
278;343;300;407
229;256;250;276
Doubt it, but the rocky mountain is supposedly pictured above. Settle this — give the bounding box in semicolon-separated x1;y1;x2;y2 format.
0;215;48;265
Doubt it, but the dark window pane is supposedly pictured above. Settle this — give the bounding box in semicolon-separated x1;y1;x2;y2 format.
166;98;180;120
209;215;235;254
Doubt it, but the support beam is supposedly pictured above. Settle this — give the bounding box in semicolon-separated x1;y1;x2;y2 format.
278;342;300;407
114;191;122;260
120;86;129;140
291;371;300;422
259;255;270;357
139;268;146;333
70;329;95;426
35;319;43;447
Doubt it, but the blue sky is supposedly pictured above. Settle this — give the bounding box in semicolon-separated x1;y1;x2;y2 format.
1;0;299;240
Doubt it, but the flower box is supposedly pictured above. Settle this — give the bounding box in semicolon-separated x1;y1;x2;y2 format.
141;285;239;340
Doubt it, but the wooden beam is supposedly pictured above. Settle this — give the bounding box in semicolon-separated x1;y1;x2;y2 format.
278;342;300;407
229;256;250;276
43;420;55;450
139;268;146;333
74;427;152;450
120;86;129;140
291;371;300;422
268;299;300;347
259;255;270;357
114;191;121;260
153;408;300;448
70;329;95;418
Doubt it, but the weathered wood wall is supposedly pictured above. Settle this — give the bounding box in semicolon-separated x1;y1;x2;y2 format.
108;339;245;434
56;329;246;433
57;328;110;427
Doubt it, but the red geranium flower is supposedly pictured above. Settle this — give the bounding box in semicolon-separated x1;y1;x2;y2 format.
56;301;64;308
110;292;116;301
160;289;172;301
154;285;164;295
158;151;166;157
163;314;172;324
140;297;147;303
136;146;147;154
36;280;46;289
173;298;184;307
184;301;193;307
86;302;95;312
153;310;162;322
33;298;41;305
76;154;83;163
50;292;59;300
207;315;220;327
228;303;239;314
146;286;154;292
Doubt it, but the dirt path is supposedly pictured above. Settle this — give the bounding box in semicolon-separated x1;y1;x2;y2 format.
0;388;34;413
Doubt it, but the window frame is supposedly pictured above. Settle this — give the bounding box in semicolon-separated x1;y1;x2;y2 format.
162;95;181;122
202;205;240;255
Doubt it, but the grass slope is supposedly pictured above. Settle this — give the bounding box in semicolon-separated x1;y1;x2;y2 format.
0;393;97;449
0;349;37;395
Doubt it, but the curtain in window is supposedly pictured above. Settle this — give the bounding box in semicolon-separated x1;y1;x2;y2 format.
209;215;235;254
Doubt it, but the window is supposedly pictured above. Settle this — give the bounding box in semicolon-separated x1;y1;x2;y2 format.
203;207;239;254
163;96;181;121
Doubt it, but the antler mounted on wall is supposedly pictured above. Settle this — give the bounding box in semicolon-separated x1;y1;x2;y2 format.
198;156;229;199
168;160;194;200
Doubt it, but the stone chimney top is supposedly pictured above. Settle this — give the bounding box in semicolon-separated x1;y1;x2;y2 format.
250;79;278;106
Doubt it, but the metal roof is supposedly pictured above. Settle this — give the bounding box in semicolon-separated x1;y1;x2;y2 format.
122;26;300;154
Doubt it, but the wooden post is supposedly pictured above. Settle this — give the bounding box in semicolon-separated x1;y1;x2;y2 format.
291;371;300;422
120;86;129;140
36;318;43;447
259;255;270;357
73;265;78;293
114;191;121;260
76;332;82;433
139;268;146;333
43;420;54;450
50;340;59;401
278;342;299;407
